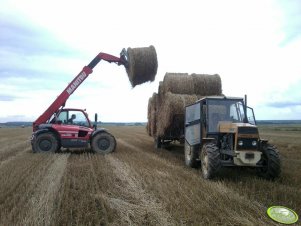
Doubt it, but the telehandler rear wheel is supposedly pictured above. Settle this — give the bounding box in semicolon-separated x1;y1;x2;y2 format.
33;132;58;153
92;132;116;154
257;144;281;180
200;143;221;179
184;141;199;168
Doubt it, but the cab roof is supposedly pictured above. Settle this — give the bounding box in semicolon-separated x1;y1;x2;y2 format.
197;95;244;102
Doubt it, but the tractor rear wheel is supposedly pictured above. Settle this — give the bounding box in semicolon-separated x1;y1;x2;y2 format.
33;132;58;153
257;144;281;180
200;143;221;179
92;132;116;154
184;141;199;168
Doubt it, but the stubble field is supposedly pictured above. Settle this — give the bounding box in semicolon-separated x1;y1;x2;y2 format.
0;125;300;225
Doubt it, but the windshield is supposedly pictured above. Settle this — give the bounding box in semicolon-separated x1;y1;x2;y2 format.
207;99;246;132
57;110;90;127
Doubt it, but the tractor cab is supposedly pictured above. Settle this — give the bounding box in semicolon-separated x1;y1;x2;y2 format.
185;96;256;145
204;97;256;133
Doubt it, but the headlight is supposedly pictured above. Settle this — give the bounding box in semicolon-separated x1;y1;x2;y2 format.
252;141;257;146
238;140;243;146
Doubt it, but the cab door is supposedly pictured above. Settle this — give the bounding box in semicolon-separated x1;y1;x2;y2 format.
185;102;201;146
55;110;92;148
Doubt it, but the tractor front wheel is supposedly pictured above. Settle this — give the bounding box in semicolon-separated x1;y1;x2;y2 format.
184;141;199;168
91;132;116;154
200;143;221;179
33;132;59;153
257;144;281;180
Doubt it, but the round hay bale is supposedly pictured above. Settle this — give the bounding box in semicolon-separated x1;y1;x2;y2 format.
146;97;153;136
126;45;158;87
157;92;199;137
162;73;193;94
162;73;222;96
158;81;164;96
157;81;164;111
147;93;158;136
150;93;158;136
192;73;222;96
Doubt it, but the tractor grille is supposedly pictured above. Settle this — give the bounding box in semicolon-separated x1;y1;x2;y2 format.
237;138;258;150
238;127;258;134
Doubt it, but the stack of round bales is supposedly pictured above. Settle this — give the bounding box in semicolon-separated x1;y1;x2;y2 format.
148;73;222;138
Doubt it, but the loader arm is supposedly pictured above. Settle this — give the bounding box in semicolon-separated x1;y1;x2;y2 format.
33;52;127;131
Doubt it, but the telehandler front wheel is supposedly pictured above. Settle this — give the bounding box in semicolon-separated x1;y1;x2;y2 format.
91;132;116;154
33;132;59;153
184;141;199;168
200;143;221;179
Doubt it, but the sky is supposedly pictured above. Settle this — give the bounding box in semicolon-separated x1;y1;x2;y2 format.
0;0;300;123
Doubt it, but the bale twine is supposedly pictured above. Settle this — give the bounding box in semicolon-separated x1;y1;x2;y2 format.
156;92;199;137
162;73;222;96
126;45;158;87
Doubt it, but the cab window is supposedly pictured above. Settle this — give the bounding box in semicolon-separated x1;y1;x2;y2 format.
57;110;90;127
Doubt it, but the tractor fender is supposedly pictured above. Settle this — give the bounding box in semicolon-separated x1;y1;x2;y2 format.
91;128;108;139
258;139;268;150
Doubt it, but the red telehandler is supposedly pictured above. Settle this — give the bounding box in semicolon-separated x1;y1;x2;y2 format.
31;46;157;154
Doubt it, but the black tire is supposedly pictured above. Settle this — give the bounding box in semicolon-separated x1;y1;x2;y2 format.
200;143;221;179
91;132;116;154
33;132;58;153
257;144;281;180
184;141;199;168
155;137;161;149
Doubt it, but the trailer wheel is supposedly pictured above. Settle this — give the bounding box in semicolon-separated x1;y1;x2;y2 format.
184;141;199;168
200;143;221;179
34;132;58;153
92;132;116;154
257;144;281;180
155;137;162;149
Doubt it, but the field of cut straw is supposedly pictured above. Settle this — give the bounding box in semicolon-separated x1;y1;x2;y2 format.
0;125;300;225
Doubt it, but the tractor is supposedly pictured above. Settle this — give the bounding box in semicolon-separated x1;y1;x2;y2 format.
184;95;281;179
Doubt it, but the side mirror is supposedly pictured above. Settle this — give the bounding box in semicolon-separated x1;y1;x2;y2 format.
93;113;98;130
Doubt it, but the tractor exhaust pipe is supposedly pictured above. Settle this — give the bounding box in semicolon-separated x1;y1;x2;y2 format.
243;94;248;123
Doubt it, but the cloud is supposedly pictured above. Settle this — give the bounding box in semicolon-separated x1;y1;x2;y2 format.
0;15;84;83
0;17;79;56
267;101;301;108
0;114;34;122
259;79;301;118
275;0;301;46
0;94;15;101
